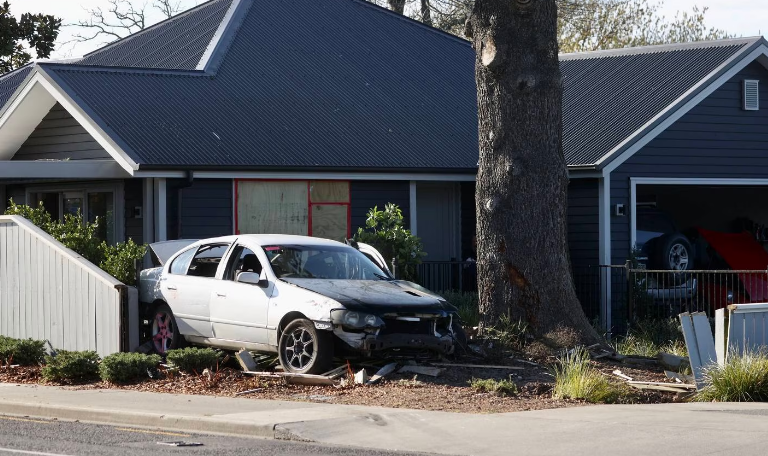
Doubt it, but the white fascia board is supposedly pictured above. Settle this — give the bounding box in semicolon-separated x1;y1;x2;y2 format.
186;171;478;181
600;44;768;175
196;0;244;71
34;68;140;175
0;160;130;179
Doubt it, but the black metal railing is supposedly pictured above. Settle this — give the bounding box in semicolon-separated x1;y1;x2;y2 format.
416;261;477;292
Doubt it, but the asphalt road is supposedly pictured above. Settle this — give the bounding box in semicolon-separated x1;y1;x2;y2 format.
0;415;432;456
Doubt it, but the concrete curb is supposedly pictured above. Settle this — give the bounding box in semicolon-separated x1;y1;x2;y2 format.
0;401;280;439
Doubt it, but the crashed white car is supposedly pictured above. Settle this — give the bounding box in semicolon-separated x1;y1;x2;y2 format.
139;235;463;374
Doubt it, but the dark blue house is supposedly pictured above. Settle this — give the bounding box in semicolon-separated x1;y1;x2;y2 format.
0;0;767;327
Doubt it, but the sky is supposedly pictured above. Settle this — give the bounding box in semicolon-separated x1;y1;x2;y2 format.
16;0;768;59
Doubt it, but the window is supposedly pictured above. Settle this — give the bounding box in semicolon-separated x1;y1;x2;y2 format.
235;180;351;241
29;186;117;244
263;244;388;280
187;244;230;278
170;248;196;275
224;246;262;281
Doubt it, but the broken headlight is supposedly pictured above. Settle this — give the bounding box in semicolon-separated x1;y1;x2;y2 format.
331;309;383;329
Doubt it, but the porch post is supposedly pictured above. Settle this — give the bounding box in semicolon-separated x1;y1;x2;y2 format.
153;178;167;241
0;184;5;212
142;178;155;247
598;176;612;333
409;181;418;236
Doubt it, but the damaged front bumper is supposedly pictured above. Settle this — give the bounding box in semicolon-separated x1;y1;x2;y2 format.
359;333;454;353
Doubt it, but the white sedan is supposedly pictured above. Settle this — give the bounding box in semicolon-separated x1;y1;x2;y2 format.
139;235;463;374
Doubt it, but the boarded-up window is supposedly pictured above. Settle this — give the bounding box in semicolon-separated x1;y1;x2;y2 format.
236;180;350;241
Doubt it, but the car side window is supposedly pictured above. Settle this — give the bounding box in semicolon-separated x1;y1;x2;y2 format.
187;244;230;278
169;248;196;275
224;246;262;281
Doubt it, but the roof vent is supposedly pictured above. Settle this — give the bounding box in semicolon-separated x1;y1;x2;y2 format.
743;79;759;111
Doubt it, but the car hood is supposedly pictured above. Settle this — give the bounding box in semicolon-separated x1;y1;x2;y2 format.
281;278;457;314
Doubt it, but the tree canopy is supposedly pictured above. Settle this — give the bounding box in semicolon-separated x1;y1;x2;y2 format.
0;1;61;73
368;0;730;51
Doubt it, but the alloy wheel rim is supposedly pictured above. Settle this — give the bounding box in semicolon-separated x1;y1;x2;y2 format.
669;244;689;271
152;312;174;354
284;327;315;370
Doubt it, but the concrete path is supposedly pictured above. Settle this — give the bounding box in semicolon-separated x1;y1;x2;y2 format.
1;383;767;456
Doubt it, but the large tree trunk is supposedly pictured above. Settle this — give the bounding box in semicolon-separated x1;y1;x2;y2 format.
467;0;601;346
387;0;406;14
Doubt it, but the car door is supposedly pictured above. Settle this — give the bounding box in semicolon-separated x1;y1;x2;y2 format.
162;243;231;338
209;243;273;344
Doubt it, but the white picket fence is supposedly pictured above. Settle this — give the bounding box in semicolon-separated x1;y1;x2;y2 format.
0;215;138;356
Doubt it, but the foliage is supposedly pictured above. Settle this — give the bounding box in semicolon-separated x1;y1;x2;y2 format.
441;291;480;327
0;336;46;366
100;240;147;286
165;347;221;374
552;347;622;403
41;350;100;382
696;351;768;402
366;0;729;51
353;203;425;281
484;315;530;353
469;378;518;397
0;1;61;73
613;317;687;357
4;201;147;286
99;352;161;383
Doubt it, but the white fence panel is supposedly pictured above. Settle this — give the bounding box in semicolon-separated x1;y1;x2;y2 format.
726;303;768;359
0;215;135;356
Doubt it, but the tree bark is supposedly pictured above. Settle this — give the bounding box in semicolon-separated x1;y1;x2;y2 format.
420;0;433;26
468;0;602;346
387;0;406;15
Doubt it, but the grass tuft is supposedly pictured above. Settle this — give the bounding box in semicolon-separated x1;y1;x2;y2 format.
469;378;518;397
552;347;622;403
612;318;688;358
696;351;768;402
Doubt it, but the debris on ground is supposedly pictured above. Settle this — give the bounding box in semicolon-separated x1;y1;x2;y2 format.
354;369;369;385
398;365;444;377
431;363;524;370
157;441;203;447
626;381;696;393
665;370;694;384
612;369;633;381
235;388;264;396
236;349;259;372
367;363;398;385
657;352;689;371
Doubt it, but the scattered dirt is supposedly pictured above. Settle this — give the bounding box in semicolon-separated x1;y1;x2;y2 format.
0;355;680;414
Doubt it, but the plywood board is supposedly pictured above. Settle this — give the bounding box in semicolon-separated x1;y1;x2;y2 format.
311;204;348;241
310;181;349;203
237;181;308;235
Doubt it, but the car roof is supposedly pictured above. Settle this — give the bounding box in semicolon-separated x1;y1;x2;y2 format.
197;234;348;247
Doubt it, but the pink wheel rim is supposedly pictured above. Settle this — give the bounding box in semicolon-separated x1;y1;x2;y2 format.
152;312;174;354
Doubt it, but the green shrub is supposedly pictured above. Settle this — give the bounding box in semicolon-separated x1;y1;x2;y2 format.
612;318;687;358
469;378;518;397
696;351;768;402
0;336;46;366
99;352;161;383
42;350;100;382
166;347;220;373
100;240;146;286
552;347;622;403
353;203;425;281
441;291;479;327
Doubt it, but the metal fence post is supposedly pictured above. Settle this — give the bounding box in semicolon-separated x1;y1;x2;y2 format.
625;260;633;325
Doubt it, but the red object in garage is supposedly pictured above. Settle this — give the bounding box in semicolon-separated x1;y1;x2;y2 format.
696;228;768;310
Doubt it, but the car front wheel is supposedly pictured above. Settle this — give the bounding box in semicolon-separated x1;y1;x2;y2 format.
278;318;333;375
654;233;694;271
151;303;184;354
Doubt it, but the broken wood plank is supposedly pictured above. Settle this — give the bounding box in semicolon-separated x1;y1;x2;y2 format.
510;358;540;367
627;381;696;392
591;351;611;360
243;371;337;386
321;366;348;380
612;369;633;381
665;370;695;384
367;362;398;385
430;363;524;370
235;388;264;396
236;349;259;372
398;365;444;377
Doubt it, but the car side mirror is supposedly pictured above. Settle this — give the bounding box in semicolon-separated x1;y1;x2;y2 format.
237;271;269;288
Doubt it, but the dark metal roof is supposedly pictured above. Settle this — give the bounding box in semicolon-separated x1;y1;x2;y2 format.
41;0;479;171
0;64;33;111
77;0;233;70
561;38;761;167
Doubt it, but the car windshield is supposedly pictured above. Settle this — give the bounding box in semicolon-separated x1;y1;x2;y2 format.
262;244;390;280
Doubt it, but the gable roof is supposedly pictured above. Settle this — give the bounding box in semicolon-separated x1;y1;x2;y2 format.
0;64;33;111
561;37;765;168
0;0;766;174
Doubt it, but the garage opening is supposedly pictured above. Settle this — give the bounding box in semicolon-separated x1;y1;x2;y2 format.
631;183;768;319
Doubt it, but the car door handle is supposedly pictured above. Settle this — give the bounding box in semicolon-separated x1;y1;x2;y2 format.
165;285;177;290
216;292;227;298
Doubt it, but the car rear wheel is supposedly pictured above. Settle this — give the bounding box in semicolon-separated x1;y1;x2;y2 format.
653;233;694;271
151;303;184;354
278;318;333;375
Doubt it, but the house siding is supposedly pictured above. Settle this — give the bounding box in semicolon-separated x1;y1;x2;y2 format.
350;181;410;233
610;60;768;264
168;179;233;240
124;179;143;244
13;103;109;161
568;179;600;268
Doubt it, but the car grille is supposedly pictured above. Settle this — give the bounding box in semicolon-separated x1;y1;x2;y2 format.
379;318;433;336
